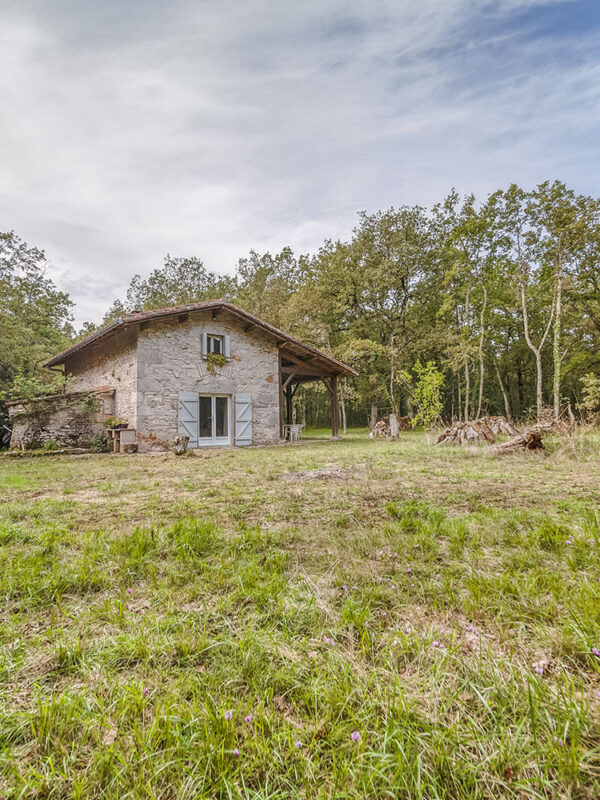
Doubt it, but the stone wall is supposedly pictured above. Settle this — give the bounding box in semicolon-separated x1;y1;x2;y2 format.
136;311;281;452
64;329;138;427
7;389;115;450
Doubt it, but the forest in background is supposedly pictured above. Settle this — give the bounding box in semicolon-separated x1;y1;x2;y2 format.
2;180;600;432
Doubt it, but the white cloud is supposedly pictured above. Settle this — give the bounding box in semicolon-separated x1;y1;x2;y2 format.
0;0;597;325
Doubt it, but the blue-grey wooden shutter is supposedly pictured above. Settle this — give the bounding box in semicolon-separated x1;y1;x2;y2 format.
224;334;231;358
234;394;252;446
178;392;198;447
201;332;208;357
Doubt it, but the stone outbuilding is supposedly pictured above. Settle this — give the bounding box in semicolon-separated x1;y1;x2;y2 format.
11;301;356;452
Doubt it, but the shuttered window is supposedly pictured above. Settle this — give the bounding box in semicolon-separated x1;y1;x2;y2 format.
201;333;231;357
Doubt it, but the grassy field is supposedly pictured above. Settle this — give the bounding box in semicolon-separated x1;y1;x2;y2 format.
1;428;600;799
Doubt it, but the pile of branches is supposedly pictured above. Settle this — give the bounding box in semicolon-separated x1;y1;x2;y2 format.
369;418;392;438
369;414;412;439
436;415;518;446
529;405;576;436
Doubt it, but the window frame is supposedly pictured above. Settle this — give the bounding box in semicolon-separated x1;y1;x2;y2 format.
206;333;224;355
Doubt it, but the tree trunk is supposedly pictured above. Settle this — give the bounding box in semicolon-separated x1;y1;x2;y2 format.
457;372;462;422
463;286;471;421
341;393;347;435
494;358;511;420
520;281;553;421
517;367;524;417
476;285;488;419
389;333;398;415
464;358;470;422
553;265;562;421
370;399;378;428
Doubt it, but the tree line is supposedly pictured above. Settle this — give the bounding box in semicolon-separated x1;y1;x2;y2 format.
2;180;600;432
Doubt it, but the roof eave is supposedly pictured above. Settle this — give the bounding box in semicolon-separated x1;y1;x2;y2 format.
43;319;124;367
43;300;357;376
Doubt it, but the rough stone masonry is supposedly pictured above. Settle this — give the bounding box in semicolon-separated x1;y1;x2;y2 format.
8;309;281;452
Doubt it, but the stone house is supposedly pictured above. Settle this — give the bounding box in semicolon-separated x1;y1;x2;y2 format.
9;301;356;452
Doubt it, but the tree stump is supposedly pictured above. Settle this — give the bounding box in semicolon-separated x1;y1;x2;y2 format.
172;434;190;455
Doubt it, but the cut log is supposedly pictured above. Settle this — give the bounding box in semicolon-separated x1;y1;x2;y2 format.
435;415;521;447
369;415;411;439
494;431;543;453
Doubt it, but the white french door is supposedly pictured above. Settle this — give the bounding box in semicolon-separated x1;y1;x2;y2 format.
197;395;231;446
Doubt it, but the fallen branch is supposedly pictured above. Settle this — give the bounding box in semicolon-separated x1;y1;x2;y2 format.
494;431;544;453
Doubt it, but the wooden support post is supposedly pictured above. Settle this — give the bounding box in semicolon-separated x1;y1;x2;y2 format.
331;375;339;438
279;355;285;439
282;372;296;390
285;384;293;426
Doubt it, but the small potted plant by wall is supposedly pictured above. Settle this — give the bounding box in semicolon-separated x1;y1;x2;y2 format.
105;416;128;430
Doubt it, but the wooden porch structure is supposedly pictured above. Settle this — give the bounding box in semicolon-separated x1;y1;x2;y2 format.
279;346;357;439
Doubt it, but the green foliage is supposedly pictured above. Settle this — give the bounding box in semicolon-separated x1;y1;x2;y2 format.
40;439;61;451
77;392;101;415
5;179;600;431
102;254;235;322
6;370;69;401
410;360;444;427
206;352;228;374
0;231;73;390
89;434;108;453
104;416;126;429
580;373;600;421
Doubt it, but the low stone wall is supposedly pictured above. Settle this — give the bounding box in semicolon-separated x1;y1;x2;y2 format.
7;389;115;450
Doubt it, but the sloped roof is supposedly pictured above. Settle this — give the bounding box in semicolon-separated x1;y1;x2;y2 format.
44;300;357;377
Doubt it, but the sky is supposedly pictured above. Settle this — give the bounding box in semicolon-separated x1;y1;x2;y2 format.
1;0;600;326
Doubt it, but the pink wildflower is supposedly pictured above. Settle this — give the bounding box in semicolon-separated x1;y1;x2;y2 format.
351;730;361;742
233;747;240;757
294;740;303;748
245;714;253;723
224;710;233;721
324;637;335;646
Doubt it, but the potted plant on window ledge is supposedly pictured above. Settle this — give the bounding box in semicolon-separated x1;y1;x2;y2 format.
206;353;227;375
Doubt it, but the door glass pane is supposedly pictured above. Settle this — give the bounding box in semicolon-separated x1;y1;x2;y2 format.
198;396;212;438
215;396;228;438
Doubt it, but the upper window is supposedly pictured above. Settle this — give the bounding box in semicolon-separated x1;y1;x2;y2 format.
207;334;224;355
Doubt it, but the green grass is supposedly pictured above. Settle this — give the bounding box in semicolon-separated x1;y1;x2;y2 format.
1;428;600;798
